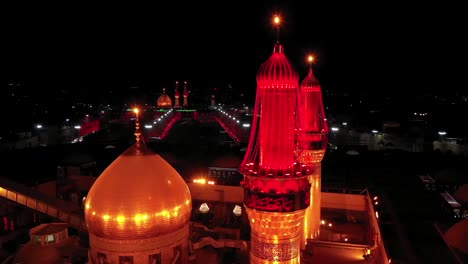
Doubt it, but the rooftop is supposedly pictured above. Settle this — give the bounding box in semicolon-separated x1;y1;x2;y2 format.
30;223;68;236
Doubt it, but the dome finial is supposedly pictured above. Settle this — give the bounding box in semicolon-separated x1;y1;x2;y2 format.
133;107;142;147
307;54;314;70
273;14;281;42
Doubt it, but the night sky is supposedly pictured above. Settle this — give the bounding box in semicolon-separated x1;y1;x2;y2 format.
4;2;467;102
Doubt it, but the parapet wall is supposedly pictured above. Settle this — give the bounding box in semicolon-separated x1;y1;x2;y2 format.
320;192;367;211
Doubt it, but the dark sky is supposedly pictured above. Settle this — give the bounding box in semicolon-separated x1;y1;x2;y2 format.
4;2;467;101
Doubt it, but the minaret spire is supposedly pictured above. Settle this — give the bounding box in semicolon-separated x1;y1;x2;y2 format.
240;13;313;264
133;107;142;148
308;54;314;71
183;81;188;107
298;53;329;250
174;81;180;108
273;14;281;42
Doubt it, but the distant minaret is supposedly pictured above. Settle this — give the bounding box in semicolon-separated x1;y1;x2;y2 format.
299;54;329;249
183;81;188;107
174;81;181;108
210;94;215;107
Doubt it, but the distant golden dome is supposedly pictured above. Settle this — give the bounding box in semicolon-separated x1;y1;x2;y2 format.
157;94;172;108
84;144;192;240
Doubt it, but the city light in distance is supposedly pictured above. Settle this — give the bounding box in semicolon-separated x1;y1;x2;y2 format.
192;178;215;185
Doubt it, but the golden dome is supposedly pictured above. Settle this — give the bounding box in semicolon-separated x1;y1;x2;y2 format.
157;94;172;108
84;144;192;240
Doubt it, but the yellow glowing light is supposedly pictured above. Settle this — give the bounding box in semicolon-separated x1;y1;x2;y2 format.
308;55;314;63
116;215;126;223
273;15;280;25
102;214;111;221
158;210;170;217
133;108;139;114
85;203;90;210
134;213;149;224
92;211;96;216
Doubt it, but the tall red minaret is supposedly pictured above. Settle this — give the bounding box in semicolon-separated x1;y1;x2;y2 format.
240;15;313;264
174;81;181;108
298;55;329;248
183;81;188;107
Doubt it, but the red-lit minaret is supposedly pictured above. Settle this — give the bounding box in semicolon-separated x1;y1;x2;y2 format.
174;81;181;108
298;55;329;247
240;15;312;264
183;81;188;107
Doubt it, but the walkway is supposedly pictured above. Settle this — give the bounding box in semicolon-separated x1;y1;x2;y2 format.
0;178;86;231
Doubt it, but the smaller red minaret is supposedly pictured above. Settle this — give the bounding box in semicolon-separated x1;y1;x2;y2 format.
183;81;188;107
174;81;180;108
298;54;329;247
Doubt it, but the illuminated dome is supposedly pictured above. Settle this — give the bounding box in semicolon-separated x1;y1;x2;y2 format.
84;143;192;240
157;93;172;108
257;41;299;87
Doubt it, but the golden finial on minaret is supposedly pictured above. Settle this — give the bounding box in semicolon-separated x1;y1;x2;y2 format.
133;107;142;147
307;54;314;68
273;14;281;42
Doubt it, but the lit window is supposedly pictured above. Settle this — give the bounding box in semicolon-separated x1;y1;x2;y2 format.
47;234;55;243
